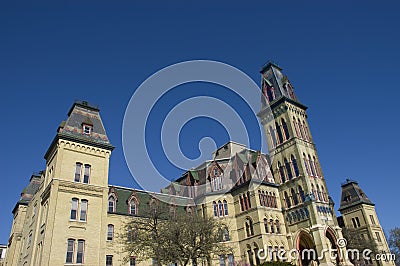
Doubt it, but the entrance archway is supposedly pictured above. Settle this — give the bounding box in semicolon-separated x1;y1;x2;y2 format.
297;231;317;266
326;228;340;265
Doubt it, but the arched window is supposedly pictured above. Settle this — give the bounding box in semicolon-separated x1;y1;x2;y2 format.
311;184;316;199
270;219;275;234
213;201;218;217
223;200;228;216
224;227;230;241
127;226;132;242
275;122;284;144
272;192;277;208
298;118;305;139
291;155;299;177
243;194;248;210
282;118;290;140
303;121;310;141
291;188;298;205
239;196;244;211
321;186;327;202
299;186;305;202
284;191;291;208
316;185;322;201
293;116;301;137
129;199;137;215
313;156;320;177
284;158;293;180
247;191;252;208
218;201;224;217
107;224;114;241
269;126;277;147
308;155;316;176
276;220;281;234
108;196;116;213
278;162;286;183
303;153;310;176
264;218;269;233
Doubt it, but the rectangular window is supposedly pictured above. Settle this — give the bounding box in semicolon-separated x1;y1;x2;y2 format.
130;257;136;266
228;254;234;266
370;215;376;225
70;199;78;220
219;255;226;266
83;125;92;135
80;200;88;222
75;163;82;182
66;239;75;263
76;240;84;263
106;255;113;266
375;232;382;242
107;224;114;241
83;165;90;184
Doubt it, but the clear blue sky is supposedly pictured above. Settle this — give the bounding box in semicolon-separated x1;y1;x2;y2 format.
1;1;399;243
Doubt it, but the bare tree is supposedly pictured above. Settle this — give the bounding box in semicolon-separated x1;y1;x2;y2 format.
388;227;400;266
122;204;232;266
341;227;379;266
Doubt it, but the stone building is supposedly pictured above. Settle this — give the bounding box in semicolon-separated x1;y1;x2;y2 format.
4;63;393;266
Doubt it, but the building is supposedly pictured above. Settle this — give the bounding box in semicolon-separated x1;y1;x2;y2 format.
0;244;7;266
4;62;393;266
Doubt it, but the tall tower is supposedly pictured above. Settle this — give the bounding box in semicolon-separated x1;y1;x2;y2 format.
5;101;114;266
338;179;394;266
258;62;351;266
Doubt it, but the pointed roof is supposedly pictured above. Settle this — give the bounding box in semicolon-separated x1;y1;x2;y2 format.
338;179;374;211
260;61;300;105
45;101;114;158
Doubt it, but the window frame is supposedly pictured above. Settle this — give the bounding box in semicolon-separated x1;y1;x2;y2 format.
107;224;114;241
70;198;79;221
79;200;88;222
76;239;85;264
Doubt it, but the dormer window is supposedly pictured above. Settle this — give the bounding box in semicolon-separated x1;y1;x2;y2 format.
82;124;92;135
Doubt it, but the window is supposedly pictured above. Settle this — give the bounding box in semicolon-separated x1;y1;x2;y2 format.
108;196;115;213
245;218;254;237
275;122;284;144
219;255;226;266
66;239;75;263
129;199;137;215
106;255;113;266
75;163;82;182
83;165;90;184
278;162;286;183
83;124;92;135
276;220;281;234
355;217;361;227
303;153;310;176
284;158;293;180
370;215;376;225
282;119;290;140
218;201;223;217
80;200;88;222
130;257;136;266
299;186;305;202
284;192;291;208
28;232;32;247
70;198;78;220
375;232;382;242
223;200;228;216
224;227;230;241
127;226;132;242
264;218;269;233
213;201;218;217
291;188;298;205
291;155;299;177
270;219;275;234
76;240;84;263
228;254;234;266
309;155;317;176
107;224;114;241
